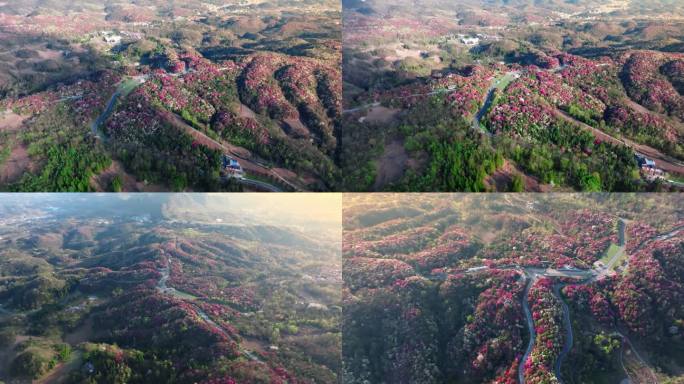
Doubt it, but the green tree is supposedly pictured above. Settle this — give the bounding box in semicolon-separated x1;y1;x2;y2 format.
55;343;71;361
510;174;524;192
580;172;602;192
110;175;123;192
0;329;16;347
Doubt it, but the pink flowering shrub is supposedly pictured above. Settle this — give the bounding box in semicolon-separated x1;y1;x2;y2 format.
622;51;684;119
140;71;216;123
523;278;564;384
212;110;270;146
439;269;525;382
661;59;684;94
605;105;683;158
277;61;338;150
613;238;683;336
487;75;557;138
316;65;342;118
394;225;474;270
483;209;616;268
241;54;299;120
493;357;520;384
430;65;494;117
344;256;415;290
347;226;439;256
562;279;617;326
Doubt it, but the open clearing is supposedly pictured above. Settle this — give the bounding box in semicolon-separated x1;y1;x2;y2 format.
373;138;408;190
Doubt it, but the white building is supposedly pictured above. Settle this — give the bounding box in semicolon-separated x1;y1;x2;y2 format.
461;37;480;46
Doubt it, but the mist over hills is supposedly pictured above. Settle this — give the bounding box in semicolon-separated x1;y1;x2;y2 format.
0;193;341;383
0;194;341;232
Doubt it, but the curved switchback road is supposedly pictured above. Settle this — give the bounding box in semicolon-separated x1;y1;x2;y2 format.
442;218;671;384
90;91;120;140
516;218;679;384
553;284;573;383
472;71;520;136
519;273;536;384
88;77;288;192
90;76;148;140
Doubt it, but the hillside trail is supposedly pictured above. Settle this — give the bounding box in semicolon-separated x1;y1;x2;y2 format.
156;251;264;363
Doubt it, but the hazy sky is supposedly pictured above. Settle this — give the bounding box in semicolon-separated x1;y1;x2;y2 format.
0;193;343;228
194;193;342;224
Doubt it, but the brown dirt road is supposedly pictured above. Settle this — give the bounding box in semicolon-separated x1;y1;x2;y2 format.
161;110;304;191
554;109;684;175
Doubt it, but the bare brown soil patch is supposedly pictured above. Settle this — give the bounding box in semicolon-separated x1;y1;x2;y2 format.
484;160;550;192
89;160;163;192
364;106;400;124
0;111;27;132
373;138;408;190
0;144;34;184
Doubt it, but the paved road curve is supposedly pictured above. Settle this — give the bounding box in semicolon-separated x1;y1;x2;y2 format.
553;283;574;383
519;273;536;384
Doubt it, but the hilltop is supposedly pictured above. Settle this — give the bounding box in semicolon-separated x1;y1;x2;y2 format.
0;0;341;192
342;0;684;192
0;194;342;383
342;193;684;383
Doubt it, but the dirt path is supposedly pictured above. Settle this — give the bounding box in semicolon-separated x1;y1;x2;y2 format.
162;111;300;191
555;109;684;176
35;351;83;384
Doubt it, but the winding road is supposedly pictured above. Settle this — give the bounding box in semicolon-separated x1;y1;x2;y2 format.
156;254;263;363
90;91;120;140
86;76;290;192
519;272;536;384
553;283;573;383
472;71;520;135
435;218;677;384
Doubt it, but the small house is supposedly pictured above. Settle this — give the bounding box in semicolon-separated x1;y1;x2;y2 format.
461;37;480;46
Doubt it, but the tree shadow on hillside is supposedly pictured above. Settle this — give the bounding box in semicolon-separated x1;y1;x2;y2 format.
0;30;114;99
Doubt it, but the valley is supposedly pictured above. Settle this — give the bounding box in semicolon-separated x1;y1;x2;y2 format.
0;0;341;192
0;194;342;383
342;0;684;192
342;193;684;383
